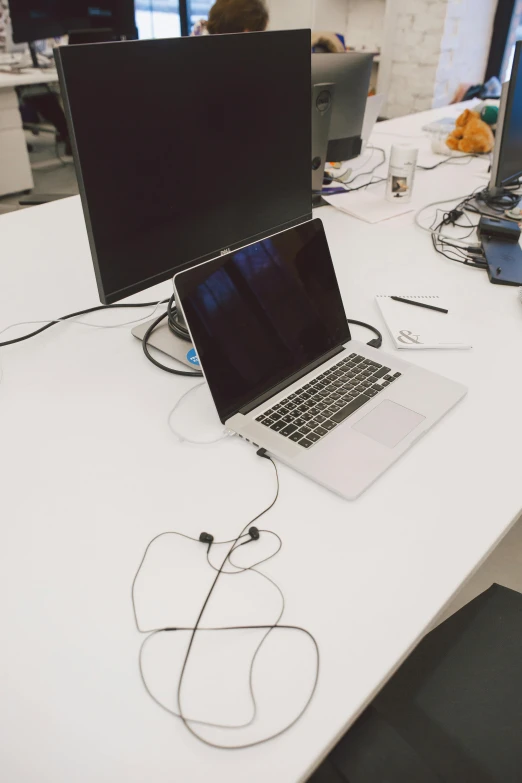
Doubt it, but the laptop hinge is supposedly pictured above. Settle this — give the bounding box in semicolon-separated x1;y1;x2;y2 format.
238;345;346;417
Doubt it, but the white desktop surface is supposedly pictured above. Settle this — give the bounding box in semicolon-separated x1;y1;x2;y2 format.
0;67;59;89
1;105;522;783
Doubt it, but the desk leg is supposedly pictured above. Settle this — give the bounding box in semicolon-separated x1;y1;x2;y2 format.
0;86;34;197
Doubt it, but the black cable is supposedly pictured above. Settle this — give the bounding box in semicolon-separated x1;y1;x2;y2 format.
347;319;382;348
141;307;202;377
131;450;320;749
0;300;169;347
417;154;476;170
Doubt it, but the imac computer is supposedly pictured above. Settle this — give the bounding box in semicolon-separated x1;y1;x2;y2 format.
55;30;312;365
489;40;522;196
311;52;373;192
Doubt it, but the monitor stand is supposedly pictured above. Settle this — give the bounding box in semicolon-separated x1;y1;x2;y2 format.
28;42;40;69
312;82;335;195
131;295;196;368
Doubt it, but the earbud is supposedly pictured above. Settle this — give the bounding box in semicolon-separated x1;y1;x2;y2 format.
199;532;214;545
249;526;260;541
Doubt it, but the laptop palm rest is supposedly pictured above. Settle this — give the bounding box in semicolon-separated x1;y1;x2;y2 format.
352;400;426;449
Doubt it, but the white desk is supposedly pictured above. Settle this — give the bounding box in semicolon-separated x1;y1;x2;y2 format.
0;68;59;196
1;105;521;783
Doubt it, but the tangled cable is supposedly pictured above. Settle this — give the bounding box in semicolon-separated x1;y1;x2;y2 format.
131;452;320;749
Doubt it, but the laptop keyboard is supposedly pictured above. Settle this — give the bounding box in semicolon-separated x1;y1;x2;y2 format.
256;353;401;449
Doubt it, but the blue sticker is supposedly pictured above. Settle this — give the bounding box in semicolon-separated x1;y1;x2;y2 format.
186;348;200;366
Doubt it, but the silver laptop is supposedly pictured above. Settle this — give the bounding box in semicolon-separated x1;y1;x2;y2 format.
173;219;466;499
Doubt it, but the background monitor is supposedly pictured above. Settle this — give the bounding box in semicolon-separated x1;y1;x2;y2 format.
312;52;373;163
55;30;312;305
490;40;522;190
10;0;136;43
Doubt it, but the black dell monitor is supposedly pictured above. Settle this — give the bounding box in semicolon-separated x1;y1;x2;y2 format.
10;0;137;44
55;31;312;305
490;40;522;192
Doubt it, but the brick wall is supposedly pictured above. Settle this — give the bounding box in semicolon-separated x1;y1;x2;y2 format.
266;0;314;30
433;0;497;107
345;0;386;50
382;0;497;117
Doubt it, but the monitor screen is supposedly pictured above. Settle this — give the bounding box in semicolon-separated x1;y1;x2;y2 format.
10;0;135;44
175;219;350;424
55;30;312;304
495;40;522;188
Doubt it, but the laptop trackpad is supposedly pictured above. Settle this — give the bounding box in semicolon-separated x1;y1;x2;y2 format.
352;400;426;449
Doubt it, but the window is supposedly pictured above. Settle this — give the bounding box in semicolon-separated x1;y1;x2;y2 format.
189;0;214;33
135;0;214;39
135;1;181;40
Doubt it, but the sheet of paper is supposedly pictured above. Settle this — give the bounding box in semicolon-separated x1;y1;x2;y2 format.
323;187;415;223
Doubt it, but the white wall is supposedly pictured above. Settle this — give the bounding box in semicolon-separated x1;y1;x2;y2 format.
381;0;496;118
266;0;314;30
267;0;353;34
433;0;497;107
345;0;386;50
313;0;349;32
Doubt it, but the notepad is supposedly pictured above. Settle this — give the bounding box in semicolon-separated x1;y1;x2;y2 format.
376;295;472;350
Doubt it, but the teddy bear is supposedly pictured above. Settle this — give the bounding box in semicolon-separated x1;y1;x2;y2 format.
446;109;494;154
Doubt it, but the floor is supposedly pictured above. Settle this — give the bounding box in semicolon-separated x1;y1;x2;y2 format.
1;129;521;619
437;511;522;624
0;128;78;215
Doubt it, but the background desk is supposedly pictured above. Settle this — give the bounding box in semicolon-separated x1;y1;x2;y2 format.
1;105;521;782
0;68;59;196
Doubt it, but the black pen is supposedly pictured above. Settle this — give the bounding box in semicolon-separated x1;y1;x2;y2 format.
391;296;448;314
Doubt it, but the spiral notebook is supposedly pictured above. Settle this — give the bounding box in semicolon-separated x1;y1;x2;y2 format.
376;295;472;350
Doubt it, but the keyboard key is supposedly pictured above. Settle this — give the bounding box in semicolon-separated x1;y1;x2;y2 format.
315;426;328;437
308;432;320;443
313;414;326;424
299;426;312;435
322;419;337;431
302;413;313;421
280;424;297;437
352;355;364;364
299;438;313;449
373;366;390;379
384;375;394;382
293;417;305;427
289;431;302;443
256;414;266;422
281;414;295;424
372;383;383;391
327;404;341;414
273;404;282;410
393;372;402;379
261;419;272;427
270;421;285;432
365;389;378;397
348;353;356;358
331;395;369;423
382;381;390;387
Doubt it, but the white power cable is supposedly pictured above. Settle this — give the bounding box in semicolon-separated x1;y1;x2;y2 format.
167;382;233;446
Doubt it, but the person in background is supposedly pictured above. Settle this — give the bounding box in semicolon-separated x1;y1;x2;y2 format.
192;0;269;36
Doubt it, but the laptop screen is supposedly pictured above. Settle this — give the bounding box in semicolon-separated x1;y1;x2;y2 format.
175;219;350;423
